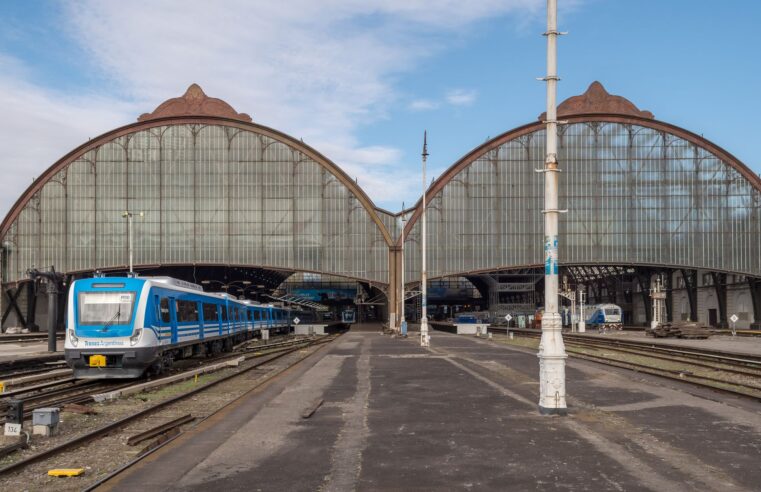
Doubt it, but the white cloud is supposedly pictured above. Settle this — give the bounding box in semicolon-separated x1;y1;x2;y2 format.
0;0;547;216
0;54;137;216
445;88;478;106
409;99;440;111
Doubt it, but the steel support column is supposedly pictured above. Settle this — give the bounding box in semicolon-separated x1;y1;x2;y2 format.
1;286;26;329
748;277;761;330
26;280;38;332
664;270;674;323
636;271;653;326
680;269;698;322
710;272;728;329
387;246;401;331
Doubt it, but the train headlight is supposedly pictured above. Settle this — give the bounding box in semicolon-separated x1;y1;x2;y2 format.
130;328;143;346
68;329;79;347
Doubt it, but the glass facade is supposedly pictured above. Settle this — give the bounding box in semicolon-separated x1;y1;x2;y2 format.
404;122;761;280
2;119;759;291
2;124;390;284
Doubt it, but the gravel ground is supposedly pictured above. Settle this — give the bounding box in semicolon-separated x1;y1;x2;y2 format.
0;337;331;491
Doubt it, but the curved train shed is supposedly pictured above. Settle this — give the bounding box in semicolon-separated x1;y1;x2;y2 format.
1;82;759;330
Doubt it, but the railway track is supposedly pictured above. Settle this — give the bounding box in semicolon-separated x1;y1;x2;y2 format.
0;334;317;418
0;333;339;479
489;327;761;400
0;355;65;379
0;334;64;345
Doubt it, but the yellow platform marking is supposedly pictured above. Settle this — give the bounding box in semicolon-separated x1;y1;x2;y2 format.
89;355;106;367
48;468;85;477
0;381;4;393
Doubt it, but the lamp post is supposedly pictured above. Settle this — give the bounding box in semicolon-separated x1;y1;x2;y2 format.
537;0;568;415
578;285;586;333
121;211;144;276
420;132;430;347
400;206;407;337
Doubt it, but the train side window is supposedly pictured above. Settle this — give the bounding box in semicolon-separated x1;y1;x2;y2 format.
221;306;228;321
159;298;171;323
254;310;260;321
177;300;199;322
202;303;218;323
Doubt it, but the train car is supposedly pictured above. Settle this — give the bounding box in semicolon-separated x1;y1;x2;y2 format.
584;303;623;331
64;276;291;379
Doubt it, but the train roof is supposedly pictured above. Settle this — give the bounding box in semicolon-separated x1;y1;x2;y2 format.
144;276;203;291
74;276;291;309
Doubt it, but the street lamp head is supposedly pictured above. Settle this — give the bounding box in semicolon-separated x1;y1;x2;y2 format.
122;211;130;218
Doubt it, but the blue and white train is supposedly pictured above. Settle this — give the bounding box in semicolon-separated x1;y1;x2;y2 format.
583;303;623;331
64;276;292;379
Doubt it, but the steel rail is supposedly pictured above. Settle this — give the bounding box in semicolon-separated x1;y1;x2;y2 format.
0;377;79;399
490;327;761;366
567;350;761;400
86;334;339;491
489;327;761;399
0;334;64;344
557;339;761;378
0;354;65;375
0;334;338;477
126;414;195;446
563;336;761;368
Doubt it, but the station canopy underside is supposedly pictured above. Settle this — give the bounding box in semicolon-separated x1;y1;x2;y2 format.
1;82;759;292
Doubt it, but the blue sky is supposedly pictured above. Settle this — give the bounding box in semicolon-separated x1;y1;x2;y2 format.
0;1;758;215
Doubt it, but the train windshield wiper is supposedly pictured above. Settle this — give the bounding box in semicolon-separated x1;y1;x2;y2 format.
100;307;121;332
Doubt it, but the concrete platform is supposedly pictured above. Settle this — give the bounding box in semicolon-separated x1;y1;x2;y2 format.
101;331;761;491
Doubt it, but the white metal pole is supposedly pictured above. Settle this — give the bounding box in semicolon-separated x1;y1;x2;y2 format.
420;132;430;347
538;0;567;415
401;209;406;331
571;290;576;333
123;211;134;275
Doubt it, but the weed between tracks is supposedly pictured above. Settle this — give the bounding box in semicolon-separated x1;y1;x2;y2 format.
135;372;222;402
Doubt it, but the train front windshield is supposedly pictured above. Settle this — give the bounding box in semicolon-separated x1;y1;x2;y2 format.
78;291;136;325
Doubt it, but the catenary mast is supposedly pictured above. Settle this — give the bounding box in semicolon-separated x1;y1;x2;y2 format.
538;0;568;415
420;132;430;347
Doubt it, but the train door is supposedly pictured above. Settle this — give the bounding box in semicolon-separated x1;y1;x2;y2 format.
169;297;178;344
253;309;260;331
220;303;228;335
157;296;172;344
